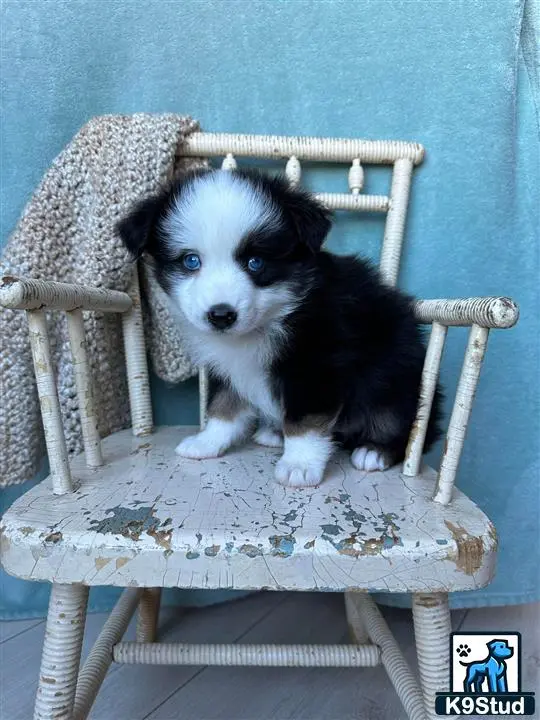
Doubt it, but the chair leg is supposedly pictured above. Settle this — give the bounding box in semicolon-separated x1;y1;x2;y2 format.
34;583;89;720
136;588;161;642
357;595;426;720
344;591;370;643
412;592;451;720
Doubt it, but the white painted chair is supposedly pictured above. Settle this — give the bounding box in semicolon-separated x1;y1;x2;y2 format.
0;133;519;720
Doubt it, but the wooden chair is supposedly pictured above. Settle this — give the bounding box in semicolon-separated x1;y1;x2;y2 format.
0;132;519;720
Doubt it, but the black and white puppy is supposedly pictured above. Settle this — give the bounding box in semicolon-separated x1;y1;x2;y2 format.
118;168;441;487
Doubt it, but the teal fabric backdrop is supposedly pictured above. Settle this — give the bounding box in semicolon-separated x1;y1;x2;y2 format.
1;0;538;618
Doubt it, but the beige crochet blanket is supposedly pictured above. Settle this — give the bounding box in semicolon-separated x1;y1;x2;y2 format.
0;114;205;487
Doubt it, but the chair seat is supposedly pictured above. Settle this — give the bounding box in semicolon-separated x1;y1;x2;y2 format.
0;426;496;593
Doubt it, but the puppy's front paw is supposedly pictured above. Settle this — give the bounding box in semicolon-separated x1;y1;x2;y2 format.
351;446;389;472
254;426;284;448
275;457;325;488
175;432;227;459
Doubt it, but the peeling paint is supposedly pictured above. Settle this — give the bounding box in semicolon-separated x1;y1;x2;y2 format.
383;535;403;549
147;526;172;551
89;505;162;542
94;557;111;570
204;545;221;557
445;520;483;575
304;539;316;549
43;531;63;544
20;526;35;536
414;595;441;608
186;550;200;559
335;537;360;557
320;524;343;536
360;538;387;555
130;442;152;455
343;508;367;527
319;507;403;558
239;543;263;558
115;557;130;569
269;534;295;557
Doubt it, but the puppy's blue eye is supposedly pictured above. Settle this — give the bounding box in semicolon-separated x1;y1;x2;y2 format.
247;257;264;272
183;253;201;271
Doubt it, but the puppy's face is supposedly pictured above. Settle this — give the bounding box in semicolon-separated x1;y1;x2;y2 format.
117;169;331;336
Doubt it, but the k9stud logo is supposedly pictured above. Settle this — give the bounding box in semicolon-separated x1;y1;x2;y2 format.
435;632;535;715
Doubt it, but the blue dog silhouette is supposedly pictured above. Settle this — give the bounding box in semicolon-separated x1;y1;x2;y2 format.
460;639;514;693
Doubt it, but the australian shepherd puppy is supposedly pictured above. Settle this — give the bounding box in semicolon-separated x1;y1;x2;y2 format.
118;168;441;488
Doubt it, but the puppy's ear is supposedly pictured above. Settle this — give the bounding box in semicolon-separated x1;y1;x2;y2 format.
116;192;170;258
267;177;332;253
288;191;332;253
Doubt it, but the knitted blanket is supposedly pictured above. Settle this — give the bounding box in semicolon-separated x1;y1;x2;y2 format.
0;114;204;487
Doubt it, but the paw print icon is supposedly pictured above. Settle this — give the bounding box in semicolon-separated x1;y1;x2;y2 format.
456;644;471;658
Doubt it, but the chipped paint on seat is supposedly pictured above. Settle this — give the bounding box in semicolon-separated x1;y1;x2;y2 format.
0;426;496;593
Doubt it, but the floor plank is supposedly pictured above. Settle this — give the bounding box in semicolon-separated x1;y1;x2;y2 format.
0;616;43;644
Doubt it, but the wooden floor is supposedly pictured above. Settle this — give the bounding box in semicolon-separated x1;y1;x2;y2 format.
1;593;538;719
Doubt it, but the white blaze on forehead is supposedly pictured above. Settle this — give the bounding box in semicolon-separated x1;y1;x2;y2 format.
162;171;279;254
159;170;298;342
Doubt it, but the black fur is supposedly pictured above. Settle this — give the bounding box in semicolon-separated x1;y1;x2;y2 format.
273;252;442;464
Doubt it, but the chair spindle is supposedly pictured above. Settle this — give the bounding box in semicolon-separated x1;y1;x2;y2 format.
27;310;73;494
434;323;489;504
66;309;103;467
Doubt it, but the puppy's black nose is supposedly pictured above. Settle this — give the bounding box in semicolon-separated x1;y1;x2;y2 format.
207;304;237;330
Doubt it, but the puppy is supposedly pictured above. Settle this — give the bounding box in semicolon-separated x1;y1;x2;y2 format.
117;168;441;487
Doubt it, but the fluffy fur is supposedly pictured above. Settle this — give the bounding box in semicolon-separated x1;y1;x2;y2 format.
117;168;441;487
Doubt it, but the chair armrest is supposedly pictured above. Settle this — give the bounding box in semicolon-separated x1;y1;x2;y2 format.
0;275;132;313
414;296;519;329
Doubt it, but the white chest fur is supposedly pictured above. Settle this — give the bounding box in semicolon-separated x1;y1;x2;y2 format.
187;331;282;423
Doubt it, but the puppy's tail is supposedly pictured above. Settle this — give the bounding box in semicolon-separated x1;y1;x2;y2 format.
459;661;470;667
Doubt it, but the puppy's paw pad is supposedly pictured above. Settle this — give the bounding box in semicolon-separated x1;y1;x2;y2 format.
351;447;389;472
457;644;471;658
275;458;323;487
175;434;225;459
254;427;284;448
